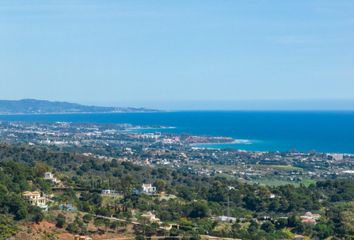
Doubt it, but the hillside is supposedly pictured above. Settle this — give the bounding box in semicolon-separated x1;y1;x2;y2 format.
0;99;158;114
0;144;353;239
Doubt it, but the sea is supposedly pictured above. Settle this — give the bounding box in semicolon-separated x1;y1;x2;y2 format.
0;111;353;154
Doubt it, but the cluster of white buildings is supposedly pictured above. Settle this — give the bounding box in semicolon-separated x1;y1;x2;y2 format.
44;172;62;185
22;172;63;211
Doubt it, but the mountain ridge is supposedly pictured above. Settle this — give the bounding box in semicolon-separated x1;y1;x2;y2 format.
0;99;159;114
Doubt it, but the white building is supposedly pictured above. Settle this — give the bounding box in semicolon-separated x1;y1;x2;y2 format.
141;211;161;224
101;189;113;195
23;191;48;211
101;189;118;196
327;153;344;161
44;172;54;180
142;183;156;194
44;172;61;185
300;212;321;224
269;194;276;199
215;216;237;223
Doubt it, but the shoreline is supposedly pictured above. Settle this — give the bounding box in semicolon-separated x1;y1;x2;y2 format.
0;112;353;154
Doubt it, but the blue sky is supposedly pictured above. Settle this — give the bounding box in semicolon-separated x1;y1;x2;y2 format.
0;0;353;109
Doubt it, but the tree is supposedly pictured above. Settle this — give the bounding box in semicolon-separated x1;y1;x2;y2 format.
83;214;93;223
189;202;209;218
135;235;145;240
29;206;44;224
7;194;28;220
110;221;121;232
0;215;17;239
248;220;259;233
110;159;119;168
261;221;275;233
244;195;259;211
55;214;66;228
314;223;334;239
275;218;288;230
66;223;79;234
34;162;50;177
154;179;166;192
287;215;301;228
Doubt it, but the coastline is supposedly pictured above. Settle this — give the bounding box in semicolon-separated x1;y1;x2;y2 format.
0;111;353;154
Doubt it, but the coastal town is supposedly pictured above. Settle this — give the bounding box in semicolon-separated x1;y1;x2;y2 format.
0;120;353;185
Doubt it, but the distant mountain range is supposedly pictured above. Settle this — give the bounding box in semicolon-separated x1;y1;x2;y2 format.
0;99;159;114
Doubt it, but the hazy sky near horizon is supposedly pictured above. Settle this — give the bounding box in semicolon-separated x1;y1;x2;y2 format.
0;0;353;109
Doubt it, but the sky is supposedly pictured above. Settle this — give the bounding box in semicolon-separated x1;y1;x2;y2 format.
0;0;353;110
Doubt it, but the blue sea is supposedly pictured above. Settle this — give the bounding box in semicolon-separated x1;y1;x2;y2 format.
0;111;353;153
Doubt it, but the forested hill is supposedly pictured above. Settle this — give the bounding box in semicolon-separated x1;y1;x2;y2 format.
0;99;158;114
0;143;353;239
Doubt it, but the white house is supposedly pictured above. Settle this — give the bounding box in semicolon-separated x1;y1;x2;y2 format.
44;172;54;180
300;212;321;224
269;194;276;199
101;189;112;195
23;191;48;211
141;211;161;224
142;183;156;194
101;189;118;196
44;172;61;185
215;216;237;223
